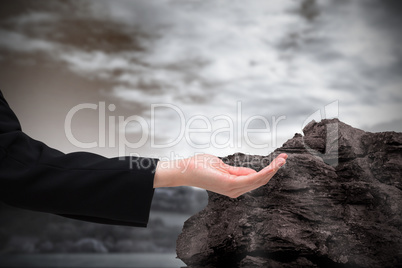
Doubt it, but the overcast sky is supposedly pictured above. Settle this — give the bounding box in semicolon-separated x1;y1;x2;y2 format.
0;0;401;159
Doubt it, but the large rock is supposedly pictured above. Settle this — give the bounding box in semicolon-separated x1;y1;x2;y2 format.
176;119;402;267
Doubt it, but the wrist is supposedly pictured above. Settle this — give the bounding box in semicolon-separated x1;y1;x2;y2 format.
154;159;186;188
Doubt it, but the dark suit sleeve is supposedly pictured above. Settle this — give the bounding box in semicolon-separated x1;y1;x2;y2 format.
0;90;158;227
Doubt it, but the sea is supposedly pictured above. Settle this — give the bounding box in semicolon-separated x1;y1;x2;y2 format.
0;254;185;268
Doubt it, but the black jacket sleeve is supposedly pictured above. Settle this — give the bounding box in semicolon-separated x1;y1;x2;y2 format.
0;90;158;227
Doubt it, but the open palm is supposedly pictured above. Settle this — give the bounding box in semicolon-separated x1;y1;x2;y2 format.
181;153;287;198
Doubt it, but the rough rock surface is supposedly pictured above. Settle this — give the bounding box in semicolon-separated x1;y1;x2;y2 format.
177;119;402;267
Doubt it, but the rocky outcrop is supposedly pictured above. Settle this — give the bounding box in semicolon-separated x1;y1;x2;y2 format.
176;119;402;267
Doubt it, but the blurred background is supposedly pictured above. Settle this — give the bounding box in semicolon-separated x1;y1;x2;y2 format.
0;0;401;267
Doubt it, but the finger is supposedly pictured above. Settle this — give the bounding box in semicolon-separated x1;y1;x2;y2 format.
231;164;282;195
223;163;256;176
263;155;286;172
235;156;286;187
277;153;288;160
230;155;288;196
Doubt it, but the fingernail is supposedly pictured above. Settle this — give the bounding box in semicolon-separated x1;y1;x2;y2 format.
279;153;288;159
278;160;285;167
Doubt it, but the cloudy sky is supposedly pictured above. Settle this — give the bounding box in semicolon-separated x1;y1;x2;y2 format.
0;0;401;159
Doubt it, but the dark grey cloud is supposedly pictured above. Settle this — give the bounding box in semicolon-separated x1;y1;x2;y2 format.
295;0;320;21
0;0;401;158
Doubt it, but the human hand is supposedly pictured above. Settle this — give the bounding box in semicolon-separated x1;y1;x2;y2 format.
154;153;287;198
